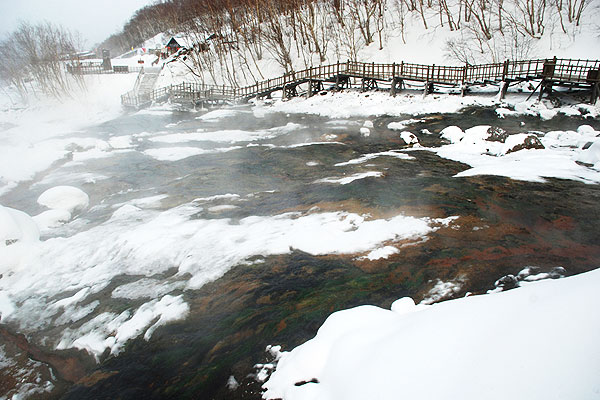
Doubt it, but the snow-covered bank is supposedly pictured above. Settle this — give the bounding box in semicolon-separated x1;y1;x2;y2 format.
253;89;599;120
422;124;600;184
0;73;137;195
262;267;600;400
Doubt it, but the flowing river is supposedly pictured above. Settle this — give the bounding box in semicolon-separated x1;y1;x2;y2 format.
1;102;599;399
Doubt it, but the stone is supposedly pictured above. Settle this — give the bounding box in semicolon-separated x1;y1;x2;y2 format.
486;126;508;142
506;135;545;154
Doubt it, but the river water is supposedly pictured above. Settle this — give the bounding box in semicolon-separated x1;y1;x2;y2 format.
1;103;599;399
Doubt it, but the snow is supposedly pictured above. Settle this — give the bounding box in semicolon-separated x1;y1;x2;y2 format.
112;195;169;209
335;151;414;166
112;279;186;300
193;193;241;202
423;125;600;184
143;146;242;161
256;91;500;119
314;171;383;185
263;268;600;400
57;294;189;356
33;209;73;231
108;135;134;149
0;205;40;246
576;141;600;169
363;246;399;261
388;119;424;131
400;131;420;146
208;205;239;213
420;276;465;305
37;186;89;215
0;200;456;357
0;5;597;390
196;109;250;121
150;129;277;144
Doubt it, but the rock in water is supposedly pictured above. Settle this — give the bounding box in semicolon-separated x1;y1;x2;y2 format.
506;135;545;154
486;126;508;142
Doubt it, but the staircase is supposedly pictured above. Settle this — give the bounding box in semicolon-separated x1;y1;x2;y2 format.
137;70;160;96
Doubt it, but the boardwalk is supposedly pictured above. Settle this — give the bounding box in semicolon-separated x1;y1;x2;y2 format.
121;58;600;109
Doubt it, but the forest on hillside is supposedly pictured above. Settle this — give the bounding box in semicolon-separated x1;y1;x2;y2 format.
100;0;595;85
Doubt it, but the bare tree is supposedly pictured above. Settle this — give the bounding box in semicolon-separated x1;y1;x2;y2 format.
0;22;84;99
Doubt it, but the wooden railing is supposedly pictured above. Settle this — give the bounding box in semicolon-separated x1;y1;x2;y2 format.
68;64;143;75
121;57;600;108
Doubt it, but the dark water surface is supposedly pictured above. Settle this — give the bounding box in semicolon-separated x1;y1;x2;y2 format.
1;105;600;399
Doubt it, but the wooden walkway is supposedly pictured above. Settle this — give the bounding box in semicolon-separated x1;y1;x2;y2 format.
121;58;600;109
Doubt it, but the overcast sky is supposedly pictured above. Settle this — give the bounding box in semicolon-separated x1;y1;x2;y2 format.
0;0;155;48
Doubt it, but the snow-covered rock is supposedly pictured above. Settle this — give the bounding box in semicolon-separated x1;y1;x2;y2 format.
400;131;420;146
0;205;40;247
37;186;89;215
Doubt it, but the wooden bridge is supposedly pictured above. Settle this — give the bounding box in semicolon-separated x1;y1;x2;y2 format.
121;57;600;109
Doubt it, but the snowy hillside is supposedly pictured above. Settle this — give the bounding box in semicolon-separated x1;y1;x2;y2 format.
152;0;600;88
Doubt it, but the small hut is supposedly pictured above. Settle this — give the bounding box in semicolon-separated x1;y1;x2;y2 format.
166;37;183;54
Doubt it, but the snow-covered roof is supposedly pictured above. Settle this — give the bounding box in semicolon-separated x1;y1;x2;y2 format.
167;35;196;49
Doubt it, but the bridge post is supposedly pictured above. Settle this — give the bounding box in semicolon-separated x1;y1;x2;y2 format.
498;59;510;100
283;83;298;100
498;81;509;100
502;59;509;81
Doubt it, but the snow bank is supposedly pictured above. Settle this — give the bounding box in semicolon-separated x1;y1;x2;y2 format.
263;268;600;400
0;205;40;318
0;205;40;247
428;125;600;184
256;91;500;119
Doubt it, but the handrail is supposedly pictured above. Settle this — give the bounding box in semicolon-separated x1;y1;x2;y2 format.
121;57;600;108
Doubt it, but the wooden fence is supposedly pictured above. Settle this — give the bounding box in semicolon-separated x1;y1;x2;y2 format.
68;64;143;75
